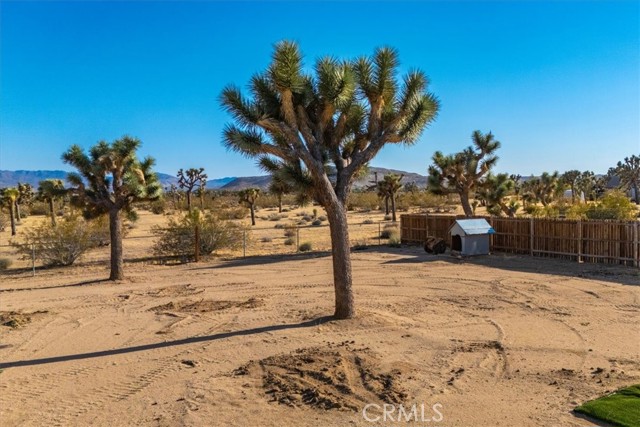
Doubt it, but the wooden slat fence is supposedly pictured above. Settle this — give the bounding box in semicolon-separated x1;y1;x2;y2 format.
401;214;640;267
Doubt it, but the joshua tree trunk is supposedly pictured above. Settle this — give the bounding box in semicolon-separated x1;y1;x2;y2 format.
460;191;473;217
186;192;192;211
15;201;21;223
278;194;283;213
325;202;355;319
9;204;16;236
391;194;397;222
249;204;256;226
634;183;639;205
500;202;514;218
109;209;124;280
48;198;56;226
384;197;389;215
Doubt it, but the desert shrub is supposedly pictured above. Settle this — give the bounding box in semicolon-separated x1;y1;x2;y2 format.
383;214;392;221
260;237;273;243
388;235;402;248
0;258;12;270
312;208;318;218
584;191;636;220
283;224;297;237
28;201;49;216
274;223;286;229
352;240;369;251
347;192;379;211
217;207;248;220
318;215;327;221
0;211;6;232
152;210;243;259
311;219;322;226
13;214;95;266
362;219;374;225
150;200;166;215
298;241;313;252
284;238;295;245
301;215;312;222
380;225;399;239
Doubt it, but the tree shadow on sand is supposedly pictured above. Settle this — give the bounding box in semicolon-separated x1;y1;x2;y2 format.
0;316;333;369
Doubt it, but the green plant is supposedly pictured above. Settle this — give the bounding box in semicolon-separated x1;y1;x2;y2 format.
152;210;243;260
574;384;640;427
388;235;402;248
383;214;392;221
150;200;166;214
298;241;313;252
283;224;297;237
284;238;295;246
0;258;12;270
380;225;399;239
13;214;95;266
311;219;322;226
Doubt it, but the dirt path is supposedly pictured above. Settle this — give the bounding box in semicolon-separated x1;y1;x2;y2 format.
0;248;638;426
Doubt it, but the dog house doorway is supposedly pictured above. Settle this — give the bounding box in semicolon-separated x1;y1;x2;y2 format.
451;235;462;251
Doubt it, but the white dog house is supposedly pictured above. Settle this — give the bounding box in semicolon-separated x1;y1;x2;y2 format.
449;219;495;256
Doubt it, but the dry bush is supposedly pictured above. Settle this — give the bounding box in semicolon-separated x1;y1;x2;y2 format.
12;214;97;266
347;192;379;211
152;210;243;260
0;258;12;270
298;241;313;252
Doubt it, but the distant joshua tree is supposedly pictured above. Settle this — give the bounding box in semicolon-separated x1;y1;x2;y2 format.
177;167;208;211
16;182;34;222
238;188;260;226
377;173;403;222
521;172;563;206
477;173;517;217
561;170;581;203
609;155;640;204
268;177;292;213
428;130;500;217
37;179;66;226
2;188;19;235
62;136;162;280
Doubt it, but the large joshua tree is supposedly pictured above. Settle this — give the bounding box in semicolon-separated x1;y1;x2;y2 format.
62;136;162;280
220;41;439;318
428;130;500;217
561;170;581;203
177;167;208;211
37;179;66;226
15;182;34;223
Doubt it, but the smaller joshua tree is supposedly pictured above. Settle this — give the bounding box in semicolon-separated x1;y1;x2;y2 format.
37;179;66;226
377;173;403;221
238;188;260;226
2;188;19;236
62;136;162;280
177;168;208;211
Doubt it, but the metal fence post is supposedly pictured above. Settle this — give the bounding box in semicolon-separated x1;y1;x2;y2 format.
243;230;246;258
296;227;300;251
32;243;35;276
378;222;381;246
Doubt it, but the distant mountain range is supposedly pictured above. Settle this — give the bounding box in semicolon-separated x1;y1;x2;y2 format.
0;167;430;191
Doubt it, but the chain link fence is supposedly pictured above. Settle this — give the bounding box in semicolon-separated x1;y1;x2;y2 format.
0;220;400;275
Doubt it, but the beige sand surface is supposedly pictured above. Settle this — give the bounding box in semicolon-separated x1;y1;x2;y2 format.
1;242;638;426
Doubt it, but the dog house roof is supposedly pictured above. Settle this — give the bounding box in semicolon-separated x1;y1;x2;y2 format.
449;219;495;236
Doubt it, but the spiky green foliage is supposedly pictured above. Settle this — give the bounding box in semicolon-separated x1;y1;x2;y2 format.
376;173;403;221
220;41;438;204
477;173;517;217
37;179;66;226
609;154;640;204
521;172;563;207
238;188;260;226
561;170;581;203
62;136;161;280
428;130;501;216
2;188;19;235
220;42;439;319
177;167;208;211
62;136;162;218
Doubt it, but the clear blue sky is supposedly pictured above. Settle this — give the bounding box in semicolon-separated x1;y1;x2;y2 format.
1;0;638;179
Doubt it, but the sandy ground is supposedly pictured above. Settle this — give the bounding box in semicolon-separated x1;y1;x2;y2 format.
1;241;639;426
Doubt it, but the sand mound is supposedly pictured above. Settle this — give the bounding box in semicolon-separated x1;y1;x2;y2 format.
235;344;407;411
0;310;48;328
149;297;263;314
